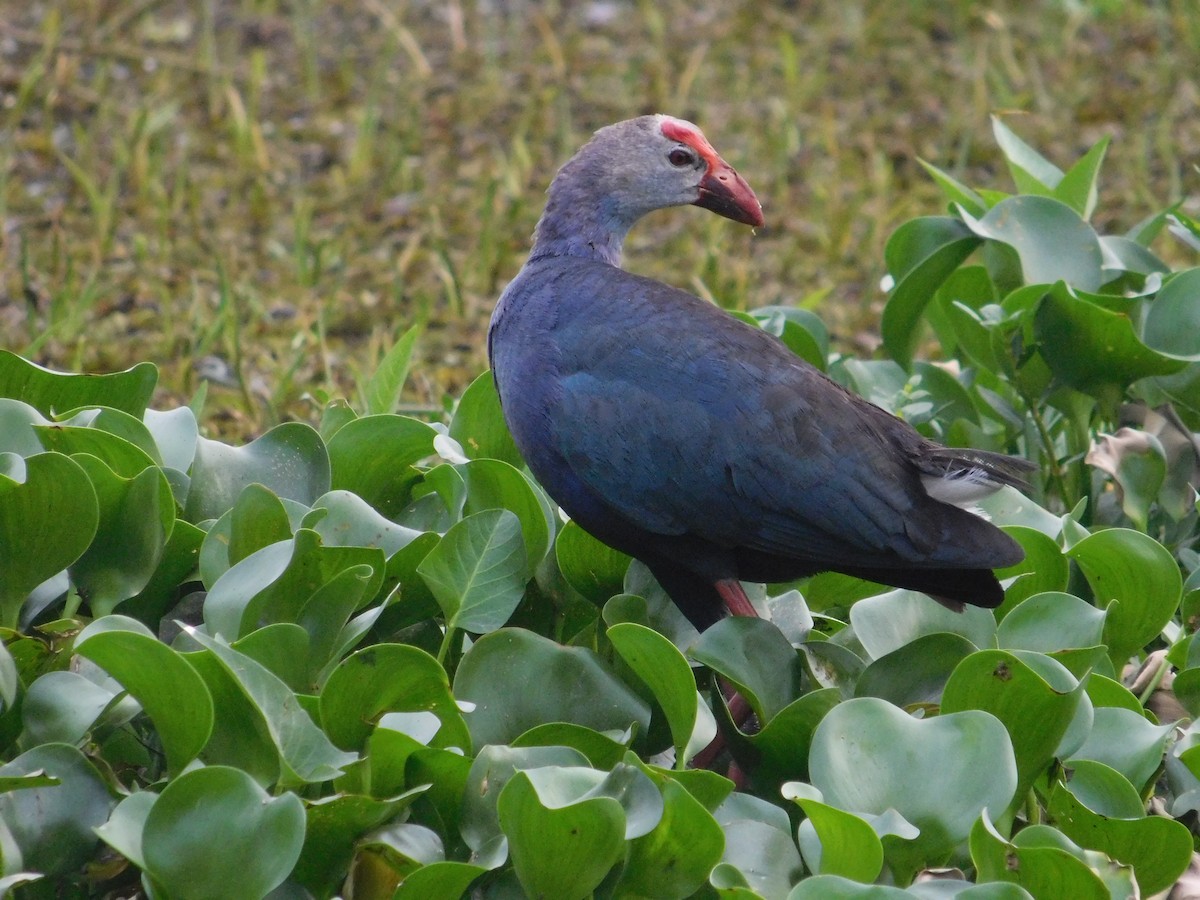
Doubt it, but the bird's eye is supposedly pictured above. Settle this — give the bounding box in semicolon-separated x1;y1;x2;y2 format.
668;147;695;168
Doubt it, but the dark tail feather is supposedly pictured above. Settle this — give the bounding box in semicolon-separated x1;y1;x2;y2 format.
918;446;1038;494
839;565;1007;610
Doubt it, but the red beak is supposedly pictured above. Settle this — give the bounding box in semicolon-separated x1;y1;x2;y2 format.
695;161;764;227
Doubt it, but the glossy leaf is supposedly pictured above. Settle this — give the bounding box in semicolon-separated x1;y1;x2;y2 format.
365;322;421;415
75;615;213;775
448;370;522;468
185;422;330;522
793;797;884;883
556;519;632;605
454;628;650;748
849;589;995;660
690;615;803;724
142;766;305;900
618;778;726;898
0;351;156;417
0;452;98;627
417;508;528;633
327;414;437;518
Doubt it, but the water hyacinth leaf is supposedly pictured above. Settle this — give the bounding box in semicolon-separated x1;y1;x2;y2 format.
556;519;632;605
308;490;423;554
0;398;48;456
228;483;294;567
918;158;987;216
943;649;1082;807
849;590;995;660
392;861;488;900
364;322;421;416
962;197;1104;292
715;792;805;898
690;615;804;724
20;670;119;746
116;518;204;627
94;790;157;871
996;592;1106;653
417;508;528;634
1142;267;1200;360
786;875;911;898
187;629;356;785
0;451;99;627
204;529;384;641
69;456;175;617
746;688;841;788
184;422;330;523
881;216;981;366
1066;528;1181;665
810;697;1017;880
992;116;1063;192
0;351;157;417
461;745;591;870
1034;283;1185;398
970;813;1108;900
1053;136;1109;219
498;769;627;900
454;628;650;748
74;615;213;775
793;798;883;883
994;527;1070;610
292;788;428;896
1048;762;1192;895
459;459;554;573
142;766;305;900
233;622;311;690
854;632;977;707
144;405;199;473
609;622;698;766
512;723;629;770
320;643;469;753
449;370;522;468
1066;707;1174;792
34;420;155;480
749;305;830;370
0;744;116;877
327;414;438;518
198;494;309;588
617;778;725;898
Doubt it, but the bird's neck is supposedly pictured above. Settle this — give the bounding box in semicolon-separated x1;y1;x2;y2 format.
527;172;629;267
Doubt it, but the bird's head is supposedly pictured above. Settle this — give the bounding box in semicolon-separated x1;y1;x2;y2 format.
559;115;764;229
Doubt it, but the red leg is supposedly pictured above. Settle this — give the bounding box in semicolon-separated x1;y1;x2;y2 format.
715;578;758;617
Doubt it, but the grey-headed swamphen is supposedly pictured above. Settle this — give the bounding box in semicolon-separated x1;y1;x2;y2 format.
489;115;1033;631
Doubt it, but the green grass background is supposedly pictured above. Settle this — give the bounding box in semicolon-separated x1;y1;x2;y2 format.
1;0;1197;435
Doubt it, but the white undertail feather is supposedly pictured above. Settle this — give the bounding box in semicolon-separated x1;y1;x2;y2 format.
921;465;1005;507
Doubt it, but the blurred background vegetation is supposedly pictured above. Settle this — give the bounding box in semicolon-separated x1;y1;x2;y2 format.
1;0;1197;436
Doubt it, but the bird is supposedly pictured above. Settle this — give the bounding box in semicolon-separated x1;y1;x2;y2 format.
488;115;1034;631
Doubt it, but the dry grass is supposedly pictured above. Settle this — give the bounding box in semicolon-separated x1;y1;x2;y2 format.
2;0;1197;435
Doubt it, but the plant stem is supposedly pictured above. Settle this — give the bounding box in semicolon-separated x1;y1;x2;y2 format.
1017;383;1072;509
437;625;458;667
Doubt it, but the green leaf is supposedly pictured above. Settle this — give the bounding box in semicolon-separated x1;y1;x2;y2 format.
849;589;995;660
1066;528;1181;665
459;458;555;574
449;370;522;468
964;197;1105;292
689;616;804;724
498;769;626;900
142;766;305;900
454;628;650;748
320;643;469;753
811;697;1017;881
854;632;977;707
714;792;805;897
1034;282;1185;397
327;414;437;518
617;777;725;899
971;812;1108;900
365;322;421;415
69;455;175;616
418;508;528;634
20;670;122;745
95;790;156;871
793;797;884;883
609;622;700;766
184;422;330;522
1066;707;1174;792
992;116;1064;191
994;527;1070;610
144;405;199;473
392;861;488;899
187;629;357;785
75;615;214;775
943;649;1083;810
881;216;981;366
0;452;99;628
117;518;204;627
0;744;115;876
1054;136;1110;219
996;592;1106;653
556;519;632;606
918;158;987;217
0;351;157;417
308;489;422;555
749;305;830;370
1143;267;1200;361
1048;762;1192;895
